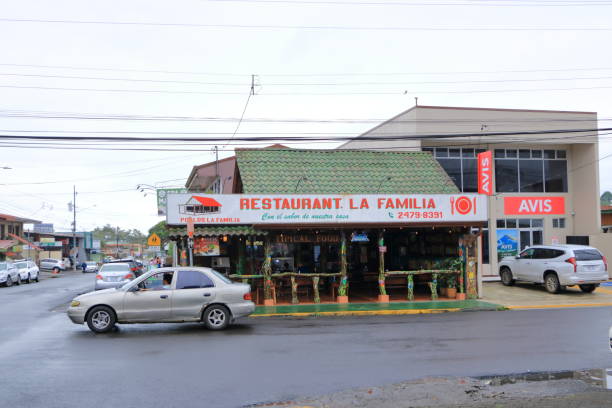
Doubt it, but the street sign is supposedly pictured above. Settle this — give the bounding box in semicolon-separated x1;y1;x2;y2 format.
148;246;160;251
379;246;387;253
147;233;161;246
187;219;194;238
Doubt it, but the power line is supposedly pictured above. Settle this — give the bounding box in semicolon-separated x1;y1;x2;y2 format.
206;0;612;7
1;18;611;31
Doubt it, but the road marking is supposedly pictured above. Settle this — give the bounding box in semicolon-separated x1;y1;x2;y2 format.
507;302;612;310
252;308;462;317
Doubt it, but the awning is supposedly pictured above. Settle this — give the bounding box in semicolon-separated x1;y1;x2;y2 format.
8;233;42;250
167;226;267;238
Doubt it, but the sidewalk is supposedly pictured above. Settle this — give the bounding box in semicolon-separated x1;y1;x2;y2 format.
482;281;612;309
253;299;504;317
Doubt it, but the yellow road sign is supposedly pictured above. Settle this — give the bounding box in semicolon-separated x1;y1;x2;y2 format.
147;233;161;246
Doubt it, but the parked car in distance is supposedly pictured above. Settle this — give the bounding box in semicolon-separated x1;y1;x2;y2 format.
0;261;21;286
68;267;255;333
83;261;99;273
94;262;137;291
40;258;66;273
13;260;40;283
499;244;608;294
106;258;144;277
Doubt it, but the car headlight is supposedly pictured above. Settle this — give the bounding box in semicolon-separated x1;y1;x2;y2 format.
70;300;81;307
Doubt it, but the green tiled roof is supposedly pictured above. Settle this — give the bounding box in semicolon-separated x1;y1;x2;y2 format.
167;226;267;237
235;149;459;194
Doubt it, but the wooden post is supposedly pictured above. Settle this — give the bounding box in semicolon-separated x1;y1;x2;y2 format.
429;273;438;300
337;230;349;303
237;237;245;275
290;276;298;304
407;274;414;301
377;230;389;302
312;276;320;303
262;237;274;306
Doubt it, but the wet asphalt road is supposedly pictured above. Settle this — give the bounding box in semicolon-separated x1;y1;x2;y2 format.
2;272;612;408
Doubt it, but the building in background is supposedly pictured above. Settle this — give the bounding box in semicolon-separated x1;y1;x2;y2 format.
340;104;607;279
0;213;41;261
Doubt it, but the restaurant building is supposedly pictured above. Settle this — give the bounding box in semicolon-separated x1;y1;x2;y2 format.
167;149;488;305
340;105;609;279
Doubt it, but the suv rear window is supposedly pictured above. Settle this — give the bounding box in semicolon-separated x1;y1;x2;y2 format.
574;249;603;261
100;264;131;272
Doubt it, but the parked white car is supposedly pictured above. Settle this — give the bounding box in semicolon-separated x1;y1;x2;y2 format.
499;244;608;294
40;258;66;273
13;260;40;283
0;261;21;286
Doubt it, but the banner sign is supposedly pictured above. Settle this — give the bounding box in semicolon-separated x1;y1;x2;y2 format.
504;196;565;215
477;151;493;196
193;237;220;256
496;228;519;261
167;194;488;225
33;223;54;234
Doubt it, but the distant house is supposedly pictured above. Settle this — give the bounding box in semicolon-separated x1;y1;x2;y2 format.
0;213;41;260
603;206;612;233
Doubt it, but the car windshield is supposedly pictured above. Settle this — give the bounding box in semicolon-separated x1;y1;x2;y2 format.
86;262;97;265
574;249;603;261
15;262;27;268
209;269;232;284
0;263;6;270
100;264;130;272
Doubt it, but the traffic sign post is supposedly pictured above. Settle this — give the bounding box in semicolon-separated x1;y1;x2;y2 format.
147;233;161;247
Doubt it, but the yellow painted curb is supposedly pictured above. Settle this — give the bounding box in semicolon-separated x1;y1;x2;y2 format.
252;308;461;317
507;302;612;310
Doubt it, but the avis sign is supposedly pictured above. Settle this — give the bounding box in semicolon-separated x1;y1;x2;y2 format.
504;197;565;215
166;194;488;225
477;151;493;196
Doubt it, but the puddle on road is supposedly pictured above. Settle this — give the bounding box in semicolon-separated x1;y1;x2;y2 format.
476;368;612;390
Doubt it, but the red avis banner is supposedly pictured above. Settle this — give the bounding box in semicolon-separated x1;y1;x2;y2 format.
477;151;493;196
504;197;565;215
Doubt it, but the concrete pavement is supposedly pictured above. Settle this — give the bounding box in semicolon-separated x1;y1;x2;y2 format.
2;271;612;408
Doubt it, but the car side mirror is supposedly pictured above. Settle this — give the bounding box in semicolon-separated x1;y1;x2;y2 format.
515;255;521;259
129;286;140;292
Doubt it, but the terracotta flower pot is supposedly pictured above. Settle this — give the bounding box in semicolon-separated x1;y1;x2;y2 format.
378;294;390;303
455;292;465;300
447;288;457;298
337;295;349;304
263;299;275;306
440;287;448;296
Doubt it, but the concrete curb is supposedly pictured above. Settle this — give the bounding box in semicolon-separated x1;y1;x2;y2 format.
251;306;506;318
507;302;612;310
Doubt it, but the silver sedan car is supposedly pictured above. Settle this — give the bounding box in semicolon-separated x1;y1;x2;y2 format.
94;262;136;291
68;267;255;333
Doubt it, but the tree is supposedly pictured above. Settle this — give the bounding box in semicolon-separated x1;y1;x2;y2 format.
601;191;612;207
148;221;169;244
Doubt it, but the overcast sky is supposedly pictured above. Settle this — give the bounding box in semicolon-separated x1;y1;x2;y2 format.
1;0;611;233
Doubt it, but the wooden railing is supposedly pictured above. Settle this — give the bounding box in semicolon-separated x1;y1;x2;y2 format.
384;269;461;301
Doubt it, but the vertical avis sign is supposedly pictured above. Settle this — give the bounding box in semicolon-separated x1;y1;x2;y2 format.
477;151;493;196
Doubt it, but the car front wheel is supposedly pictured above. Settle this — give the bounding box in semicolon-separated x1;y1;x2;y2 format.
4;276;11;287
25;274;31;284
579;284;597;293
203;305;230;330
500;267;515;286
86;306;117;333
544;273;561;294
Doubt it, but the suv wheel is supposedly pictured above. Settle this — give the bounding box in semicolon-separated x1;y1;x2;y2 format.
15;275;21;285
25;273;31;284
5;276;12;287
544;273;561;294
52;267;60;274
86;306;117;333
500;267;515;286
34;272;39;282
579;284;597;293
203;305;230;330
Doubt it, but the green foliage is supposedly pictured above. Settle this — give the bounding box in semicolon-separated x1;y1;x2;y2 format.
441;257;463;271
92;224;146;245
148;221;169;243
601;191;612;206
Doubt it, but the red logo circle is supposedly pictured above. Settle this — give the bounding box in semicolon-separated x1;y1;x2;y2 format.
455;196;473;215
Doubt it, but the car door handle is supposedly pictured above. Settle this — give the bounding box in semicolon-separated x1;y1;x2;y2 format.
203;293;211;297
160;295;168;299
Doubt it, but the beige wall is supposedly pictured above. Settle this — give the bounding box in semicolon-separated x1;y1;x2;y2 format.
589;234;612;278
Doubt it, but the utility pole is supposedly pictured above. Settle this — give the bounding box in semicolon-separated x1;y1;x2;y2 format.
116;226;119;258
72;185;77;270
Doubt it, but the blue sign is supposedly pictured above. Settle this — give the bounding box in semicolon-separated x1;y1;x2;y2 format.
351;233;370;242
496;229;518;261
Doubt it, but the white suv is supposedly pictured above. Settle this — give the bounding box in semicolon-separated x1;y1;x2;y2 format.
39;258;66;273
499;245;608;294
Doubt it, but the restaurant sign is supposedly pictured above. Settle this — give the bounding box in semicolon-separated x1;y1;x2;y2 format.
167;194;488;225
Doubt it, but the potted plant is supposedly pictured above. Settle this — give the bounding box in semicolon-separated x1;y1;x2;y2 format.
446;274;457;298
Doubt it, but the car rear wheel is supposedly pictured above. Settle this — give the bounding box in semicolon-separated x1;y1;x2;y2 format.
15;275;21;285
500;267;515;286
25;273;31;284
52;267;60;274
203;305;230;330
34;272;39;282
579;284;597;293
4;276;12;287
86;306;116;333
544;273;561;294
